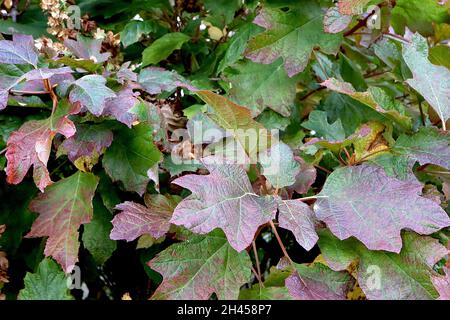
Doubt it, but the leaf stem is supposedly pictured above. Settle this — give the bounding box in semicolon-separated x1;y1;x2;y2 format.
343;9;376;37
0;147;7;155
418;100;426;126
383;33;410;44
269;220;293;265
314;164;331;174
10;89;50;95
252;241;264;287
251;266;264;287
298;195;327;201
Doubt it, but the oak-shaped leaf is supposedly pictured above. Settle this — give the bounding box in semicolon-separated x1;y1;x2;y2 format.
57;123;113;171
18;258;74;300
391;0;449;36
259;142;300;189
0;67;72;110
5;100;80;192
111;194;181;241
239;266;292;300
217;22;263;72
171;157;277;252
116;61;137;84
324;6;352;34
102;84;140;127
321;78;412;130
393;127;450;170
432;268;450;300
225;59;298;117
148;230;252;300
402;33;450;128
314;164;450;253
302;110;346;142
277;198;318;251
69;75;116;116
0;34;38;66
64;34;111;63
245;2;343;77
102;123;162;195
27;171;99;272
195;90;271;158
286;262;354;300
287;157;317;194
318;229;449;299
138;67;196;95
82;197;116;266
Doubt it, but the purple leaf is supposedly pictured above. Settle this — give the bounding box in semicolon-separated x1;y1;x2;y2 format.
22;67;73;81
138;67;197;95
116;61;137;84
69;75;116;116
64;34;111;63
27;171;99;272
286;263;354;300
110;194;181;241
432;267;450;300
245;5;342;77
314;164;450;253
287;157;317;194
5;100;80;192
102;84;140;127
324;6;352;34
57;123;113;170
277;199;318;251
170;157;278;252
0;34;38;66
393;127;450;170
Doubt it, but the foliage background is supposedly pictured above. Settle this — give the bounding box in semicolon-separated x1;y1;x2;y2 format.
0;0;449;300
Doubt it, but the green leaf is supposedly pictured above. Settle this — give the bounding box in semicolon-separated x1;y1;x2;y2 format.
18;258;74;300
226;58;298;117
429;45;450;69
245;2;343;77
82;197;116;265
259;142;300;189
0;181;37;254
196;90;271;158
69;75;116;116
27;171;99;272
203;0;242;25
393;127;450;170
142;32;190;67
318;229;448;299
103;123;162;195
218;22;263;72
321;78;412;130
121;20;156;47
391;0;450;36
402;33;450;129
57;57;102;73
302;110;346;141
239;267;292;300
148;230;252;300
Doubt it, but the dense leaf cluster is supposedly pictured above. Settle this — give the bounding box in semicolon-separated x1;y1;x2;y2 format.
0;0;449;300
